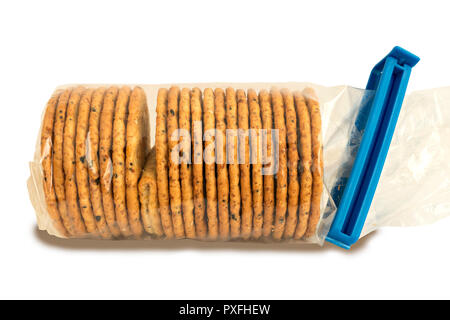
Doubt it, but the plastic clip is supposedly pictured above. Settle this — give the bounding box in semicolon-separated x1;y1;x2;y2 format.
326;47;420;249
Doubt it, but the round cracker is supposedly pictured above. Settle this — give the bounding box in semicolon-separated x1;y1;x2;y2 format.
303;88;323;239
225;87;241;239
166;86;185;239
126;86;149;238
138;147;164;237
75;88;108;238
179;88;196;239
53;88;76;235
113;86;133;237
281;89;299;239
271;88;288;240
203;88;219;240
237;89;252;240
41;90;69;237
294;91;312;239
259;90;275;238
99;86;123;237
214;88;230;240
63;86;87;236
155;88;175;239
191;88;207;239
87;87;122;238
248;89;264;240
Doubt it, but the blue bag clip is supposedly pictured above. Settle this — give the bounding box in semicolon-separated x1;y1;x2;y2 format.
326;47;420;249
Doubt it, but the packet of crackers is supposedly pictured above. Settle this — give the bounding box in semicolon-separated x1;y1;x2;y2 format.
28;83;355;244
26;49;450;248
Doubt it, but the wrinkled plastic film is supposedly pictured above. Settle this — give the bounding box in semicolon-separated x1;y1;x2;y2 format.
362;86;450;236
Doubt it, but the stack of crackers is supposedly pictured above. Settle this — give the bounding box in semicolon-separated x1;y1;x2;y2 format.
39;85;323;241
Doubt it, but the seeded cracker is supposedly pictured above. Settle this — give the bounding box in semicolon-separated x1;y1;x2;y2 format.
203;88;219;239
53;88;75;235
167;86;186;239
76;88;112;238
303;88;323;239
271;88;288;240
191;88;207;239
155;88;175;238
63;86;87;236
226;88;241;239
214;88;230;240
87;88;121;238
126;86;149;238
138;147;164;237
179;88;196;239
259;90;275;238
237;89;253;240
41;90;69;237
248;89;263;239
112;86;133;237
281;89;299;239
293;91;312;239
99;87;122;237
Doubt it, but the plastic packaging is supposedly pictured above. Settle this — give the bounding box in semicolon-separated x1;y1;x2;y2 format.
29;83;450;246
28;83;371;245
362;86;450;236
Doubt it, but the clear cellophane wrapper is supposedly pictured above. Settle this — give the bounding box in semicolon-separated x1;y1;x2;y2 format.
29;83;378;245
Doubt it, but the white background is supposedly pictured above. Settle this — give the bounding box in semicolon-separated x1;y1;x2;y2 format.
1;0;449;299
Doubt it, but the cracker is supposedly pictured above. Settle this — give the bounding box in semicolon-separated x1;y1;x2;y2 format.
126;86;150;238
271;88;288;240
99;87;123;237
113;86;132;237
41;90;69;237
75;88;110;238
191;87;207;239
225;87;241;239
167;86;185;239
63;86;87;236
214;88;230;240
179;88;196;239
281;89;299;239
138;147;164;237
293;91;312;239
237;89;253;240
248;89;263;239
203;88;219;240
53;88;75;235
259;90;275;238
303;88;323;239
87;87;122;238
155;88;175;239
